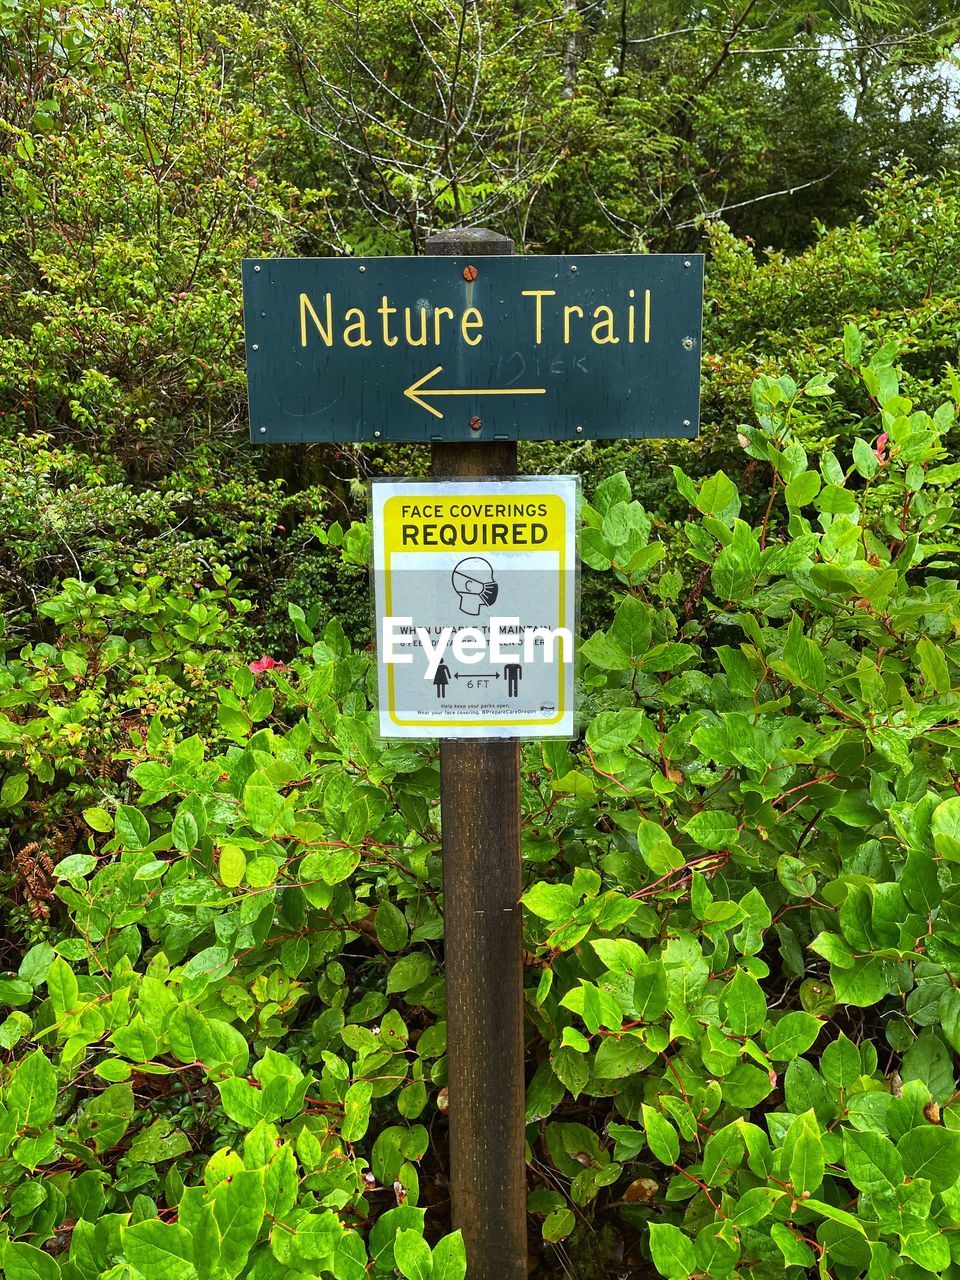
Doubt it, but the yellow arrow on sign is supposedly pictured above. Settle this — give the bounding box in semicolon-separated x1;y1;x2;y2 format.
404;365;547;420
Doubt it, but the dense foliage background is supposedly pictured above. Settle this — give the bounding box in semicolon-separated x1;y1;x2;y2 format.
1;1;960;1277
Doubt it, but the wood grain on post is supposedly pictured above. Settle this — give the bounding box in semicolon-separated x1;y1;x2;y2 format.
426;227;527;1280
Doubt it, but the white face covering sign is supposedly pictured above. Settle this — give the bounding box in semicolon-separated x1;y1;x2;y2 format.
371;478;579;739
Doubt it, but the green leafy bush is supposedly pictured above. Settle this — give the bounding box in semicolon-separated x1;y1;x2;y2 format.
3;0;960;1270
521;343;960;1273
1;346;959;1277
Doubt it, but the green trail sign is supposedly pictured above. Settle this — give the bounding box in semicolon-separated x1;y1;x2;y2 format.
242;253;703;444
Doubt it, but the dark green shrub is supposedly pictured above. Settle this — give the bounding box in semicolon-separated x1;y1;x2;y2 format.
2;351;960;1278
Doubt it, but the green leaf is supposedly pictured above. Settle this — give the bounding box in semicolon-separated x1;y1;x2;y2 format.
0;977;33;1007
830;958;892;1007
602;500;646;546
842;1130;903;1192
899;1125;960;1192
590;938;647;974
112;1016;158;1062
802;1199;866;1233
217;1077;270;1128
633;961;668;1020
243;775;285;835
593;472;631;514
245;855;279;887
697;471;737;516
341;1081;373;1142
694;1222;739;1276
779;617;826;690
731;1186;782;1226
431;1232;466;1280
683;810;738;852
820;1033;860;1088
386;952;434;994
127;1118;191;1164
782;1109;824;1196
82;806;114;833
212;1169;265;1272
122;1220;196;1279
263;1142;298;1219
522;882;578;921
852;437;878;479
284;1210;343;1263
300;847;361;887
219;704;252;741
586;709;649;753
168;1004;216;1065
719;967;766;1037
394;1228;433;1280
2;1242;62;1279
115;804;150;850
648;1222;696;1279
219;843;246;888
594;1033;649;1078
711;533;759;600
369;1207;426;1272
771;1223;814;1267
526;1061;565;1122
6;1049;57;1130
53;854;97;884
18;942;54;988
917;636;950;694
580;631;632;671
902;849;940;916
542;1207;576;1242
843;322;862;367
702;1124;744;1185
376;901;410;951
172;806;199;852
0;772;29;807
784;471;821;508
171;734;204;772
671;466;698;506
902;1030;955;1103
816;483;857;515
763;1012;821;1062
642;1103;679;1165
182;946;233;999
609;596;652;658
810;931;854;969
902;1226;951;1272
47;956;79;1019
933;796;960;861
78;1082;134;1152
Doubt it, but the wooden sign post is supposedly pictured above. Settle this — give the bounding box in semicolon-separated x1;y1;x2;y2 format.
242;230;703;1280
426;228;527;1280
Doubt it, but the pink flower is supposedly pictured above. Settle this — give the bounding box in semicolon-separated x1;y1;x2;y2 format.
874;432;889;466
249;655;282;674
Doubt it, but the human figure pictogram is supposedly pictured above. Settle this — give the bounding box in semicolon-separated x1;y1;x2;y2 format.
504;662;522;697
434;661;451;699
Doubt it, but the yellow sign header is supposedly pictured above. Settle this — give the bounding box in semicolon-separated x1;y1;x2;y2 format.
383;493;567;554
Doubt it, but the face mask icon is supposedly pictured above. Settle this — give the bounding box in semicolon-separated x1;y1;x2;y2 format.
452;557;499;616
